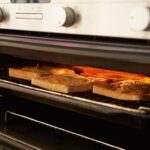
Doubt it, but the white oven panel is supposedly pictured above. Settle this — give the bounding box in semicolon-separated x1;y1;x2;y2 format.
0;0;150;39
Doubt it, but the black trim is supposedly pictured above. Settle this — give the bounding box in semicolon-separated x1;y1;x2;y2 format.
0;29;150;46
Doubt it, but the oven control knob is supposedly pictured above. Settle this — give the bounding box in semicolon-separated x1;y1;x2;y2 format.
0;8;4;22
51;7;75;27
130;7;150;31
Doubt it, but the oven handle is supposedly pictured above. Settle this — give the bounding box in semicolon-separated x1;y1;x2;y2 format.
4;111;125;150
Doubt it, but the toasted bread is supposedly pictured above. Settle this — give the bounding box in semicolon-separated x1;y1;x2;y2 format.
93;79;150;101
73;66;146;81
73;66;150;101
31;75;92;93
9;65;76;81
49;68;76;75
8;67;49;81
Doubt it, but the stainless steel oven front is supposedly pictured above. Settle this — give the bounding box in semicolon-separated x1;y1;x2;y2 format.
1;0;150;39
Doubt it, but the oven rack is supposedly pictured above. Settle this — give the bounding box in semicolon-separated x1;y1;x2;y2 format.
0;78;150;129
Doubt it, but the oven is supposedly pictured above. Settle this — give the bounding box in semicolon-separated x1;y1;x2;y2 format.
0;0;150;150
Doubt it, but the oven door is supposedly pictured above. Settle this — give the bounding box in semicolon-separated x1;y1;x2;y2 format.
0;94;125;150
0;94;149;150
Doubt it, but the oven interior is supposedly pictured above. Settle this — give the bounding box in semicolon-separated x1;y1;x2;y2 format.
0;32;150;149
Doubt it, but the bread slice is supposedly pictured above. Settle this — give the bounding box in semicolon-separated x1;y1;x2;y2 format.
9;66;50;81
49;67;76;75
74;66;150;101
93;79;150;101
31;75;92;93
73;66;146;81
9;65;76;81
